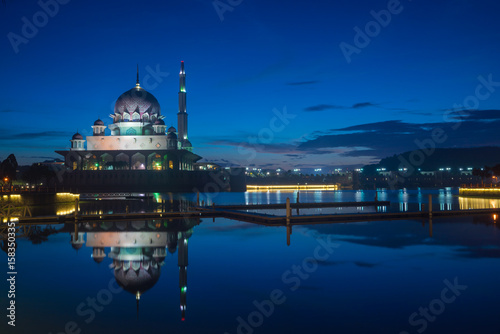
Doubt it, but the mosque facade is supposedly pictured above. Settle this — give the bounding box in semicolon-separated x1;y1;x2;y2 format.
57;62;198;173
55;62;246;192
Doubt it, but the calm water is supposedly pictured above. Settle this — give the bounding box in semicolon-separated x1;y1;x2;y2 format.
2;188;500;334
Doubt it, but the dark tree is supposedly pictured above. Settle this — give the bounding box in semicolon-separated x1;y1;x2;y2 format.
22;163;55;185
0;154;18;182
472;167;491;184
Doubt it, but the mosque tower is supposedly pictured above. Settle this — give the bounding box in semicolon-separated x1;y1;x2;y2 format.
177;61;192;151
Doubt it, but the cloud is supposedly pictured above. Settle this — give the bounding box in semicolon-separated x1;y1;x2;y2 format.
25;156;60;160
446;109;500;121
0;109;18;113
287;80;319;86
303;102;379;112
297;116;500;159
352;102;378;109
304;104;344;112
0;131;73;140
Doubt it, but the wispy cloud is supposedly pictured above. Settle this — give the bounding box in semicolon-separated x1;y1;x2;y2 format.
303;102;379;112
304;104;344;112
0;131;73;140
287;80;319;86
352;102;378;109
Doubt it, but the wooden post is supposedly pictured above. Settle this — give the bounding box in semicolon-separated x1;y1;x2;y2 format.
74;222;78;240
375;191;378;202
428;194;432;218
126;205;129;214
286;225;291;246
197;192;200;206
286;197;291;225
428;194;433;236
74;198;79;220
296;191;300;203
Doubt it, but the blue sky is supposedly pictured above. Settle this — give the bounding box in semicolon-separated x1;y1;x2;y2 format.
1;0;500;170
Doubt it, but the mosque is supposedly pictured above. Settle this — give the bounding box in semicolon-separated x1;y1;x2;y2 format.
70;216;197;320
56;62;246;192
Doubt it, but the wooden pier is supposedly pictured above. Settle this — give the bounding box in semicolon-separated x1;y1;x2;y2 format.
9;199;500;227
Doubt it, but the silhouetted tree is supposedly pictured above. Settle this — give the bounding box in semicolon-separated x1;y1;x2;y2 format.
473;167;491;185
0;154;18;182
22;163;55;185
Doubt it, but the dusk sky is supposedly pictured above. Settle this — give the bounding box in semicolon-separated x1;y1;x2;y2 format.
1;0;500;170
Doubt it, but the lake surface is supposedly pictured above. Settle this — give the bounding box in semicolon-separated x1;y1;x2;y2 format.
1;188;500;334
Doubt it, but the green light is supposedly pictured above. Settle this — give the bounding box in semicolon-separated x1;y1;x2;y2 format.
94;163;99;167
181;286;187;293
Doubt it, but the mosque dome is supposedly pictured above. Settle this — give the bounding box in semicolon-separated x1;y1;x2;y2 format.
168;126;176;133
183;139;192;148
154;119;165;125
94;119;104;126
113;86;160;123
72;132;83;140
114;262;161;295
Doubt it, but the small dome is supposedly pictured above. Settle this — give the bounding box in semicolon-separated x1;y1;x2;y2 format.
93;256;105;263
168;126;176;133
71;243;83;250
183;139;192;147
154;119;165;125
94;119;104;126
167;132;177;140
72;132;83;140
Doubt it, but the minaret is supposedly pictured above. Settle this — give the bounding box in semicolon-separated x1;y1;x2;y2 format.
136;64;140;88
177;61;188;147
178;231;188;321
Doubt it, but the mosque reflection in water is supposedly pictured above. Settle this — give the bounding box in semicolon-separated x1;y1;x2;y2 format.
68;216;199;321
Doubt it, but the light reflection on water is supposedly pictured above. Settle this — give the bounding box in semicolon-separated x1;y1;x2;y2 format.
2;188;500;333
4;188;500;216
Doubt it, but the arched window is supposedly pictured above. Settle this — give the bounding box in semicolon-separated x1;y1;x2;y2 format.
143;113;149;122
123;113;130;121
132;112;140;121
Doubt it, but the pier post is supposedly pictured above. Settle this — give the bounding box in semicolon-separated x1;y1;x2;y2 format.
286;225;291;246
74;222;78;240
296;191;300;203
197;192;200;206
286;197;291;224
428;194;432;218
375;191;378;202
74;198;79;221
126;205;129;215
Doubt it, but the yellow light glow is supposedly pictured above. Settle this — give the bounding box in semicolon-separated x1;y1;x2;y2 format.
247;184;338;192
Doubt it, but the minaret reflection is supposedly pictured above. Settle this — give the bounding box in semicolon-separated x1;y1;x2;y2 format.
69;217;199;320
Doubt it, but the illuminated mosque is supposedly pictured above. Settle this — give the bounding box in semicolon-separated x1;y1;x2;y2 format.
70;216;197;320
56;61;246;192
58;61;197;172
